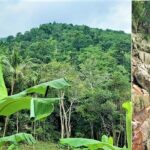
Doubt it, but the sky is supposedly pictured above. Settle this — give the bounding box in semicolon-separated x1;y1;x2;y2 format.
0;0;131;37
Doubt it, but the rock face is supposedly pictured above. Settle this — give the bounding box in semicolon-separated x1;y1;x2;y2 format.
132;33;150;150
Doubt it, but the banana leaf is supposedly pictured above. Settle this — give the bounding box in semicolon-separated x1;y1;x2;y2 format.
101;135;113;145
60;138;100;148
0;133;36;150
0;96;59;120
13;78;70;97
0;64;8;100
0;74;69;120
30;97;60;120
60;138;127;150
122;101;132;150
88;143;127;150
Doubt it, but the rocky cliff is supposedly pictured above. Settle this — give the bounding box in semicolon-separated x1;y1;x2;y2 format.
132;33;150;150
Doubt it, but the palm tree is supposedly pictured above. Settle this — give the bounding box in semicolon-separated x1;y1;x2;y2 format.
1;49;39;136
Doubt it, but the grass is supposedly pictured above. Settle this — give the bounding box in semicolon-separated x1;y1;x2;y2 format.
20;141;63;150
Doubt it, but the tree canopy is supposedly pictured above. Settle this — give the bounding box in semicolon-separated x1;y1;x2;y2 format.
0;22;130;147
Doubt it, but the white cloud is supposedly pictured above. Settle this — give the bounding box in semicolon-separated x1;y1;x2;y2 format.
84;1;131;33
0;0;131;37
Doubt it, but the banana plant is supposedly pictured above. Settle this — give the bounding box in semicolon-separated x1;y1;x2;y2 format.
0;64;8;100
60;135;127;150
122;101;132;150
0;133;36;150
60;101;132;150
0;63;69;120
0;63;69;149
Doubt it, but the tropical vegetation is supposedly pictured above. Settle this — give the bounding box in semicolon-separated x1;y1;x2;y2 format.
0;23;130;149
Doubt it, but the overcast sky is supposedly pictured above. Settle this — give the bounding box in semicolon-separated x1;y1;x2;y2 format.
0;0;131;37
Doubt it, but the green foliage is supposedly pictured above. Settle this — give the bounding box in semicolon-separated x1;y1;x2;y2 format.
30;98;59;120
60;138;100;148
101;135;113;145
0;63;69;149
60;135;127;150
12;78;69;97
0;23;130;146
24;78;69;95
132;1;145;32
60;101;131;150
133;1;150;34
0;97;59;120
0;133;36;150
0;75;69;120
0;64;8;99
122;101;132;150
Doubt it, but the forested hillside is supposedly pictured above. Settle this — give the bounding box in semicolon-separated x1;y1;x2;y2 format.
0;23;130;148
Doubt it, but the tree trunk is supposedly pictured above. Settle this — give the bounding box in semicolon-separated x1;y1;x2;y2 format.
59;91;65;138
59;91;74;138
3;79;15;137
116;131;121;146
60;92;69;138
112;127;116;145
16;112;19;133
100;115;108;133
68;101;73;137
90;122;94;139
3;117;9;137
10;79;15;96
60;99;64;139
11;79;19;134
33;121;36;139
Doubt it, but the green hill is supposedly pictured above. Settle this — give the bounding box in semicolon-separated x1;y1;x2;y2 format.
0;22;130;147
